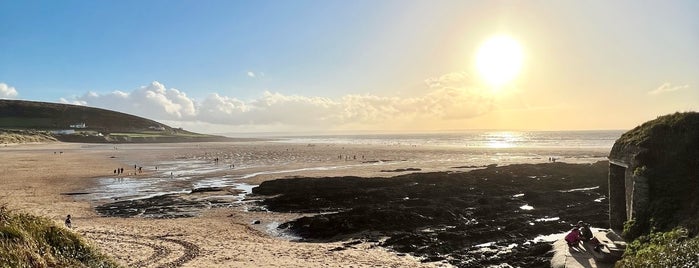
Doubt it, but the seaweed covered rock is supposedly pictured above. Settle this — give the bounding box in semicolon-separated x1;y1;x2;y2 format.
253;162;609;267
608;112;699;239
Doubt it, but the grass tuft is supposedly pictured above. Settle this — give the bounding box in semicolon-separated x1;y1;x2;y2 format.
0;205;120;268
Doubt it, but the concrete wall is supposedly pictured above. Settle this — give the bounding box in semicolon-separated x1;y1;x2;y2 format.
631;175;649;223
609;161;628;230
609;158;650;232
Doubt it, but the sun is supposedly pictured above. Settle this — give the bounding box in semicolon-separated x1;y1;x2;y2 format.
475;35;524;88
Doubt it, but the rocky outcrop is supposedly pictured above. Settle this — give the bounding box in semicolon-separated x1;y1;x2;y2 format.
253;162;610;267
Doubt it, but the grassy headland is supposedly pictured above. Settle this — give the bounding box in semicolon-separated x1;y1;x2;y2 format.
0;99;232;143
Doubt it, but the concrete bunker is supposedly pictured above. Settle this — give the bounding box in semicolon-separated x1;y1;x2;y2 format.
607;112;699;237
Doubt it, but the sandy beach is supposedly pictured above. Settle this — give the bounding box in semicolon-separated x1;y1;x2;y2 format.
0;141;609;267
1;141;476;267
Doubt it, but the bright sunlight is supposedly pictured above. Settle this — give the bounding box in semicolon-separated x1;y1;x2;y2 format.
475;35;524;89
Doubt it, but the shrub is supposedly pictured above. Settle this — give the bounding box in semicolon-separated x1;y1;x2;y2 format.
617;228;699;267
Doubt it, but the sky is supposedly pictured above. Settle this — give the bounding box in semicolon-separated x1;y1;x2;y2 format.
1;0;698;134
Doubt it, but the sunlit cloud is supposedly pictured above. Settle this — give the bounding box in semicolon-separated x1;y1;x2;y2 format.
648;82;689;95
60;73;495;132
63;82;197;120
247;71;256;78
0;83;19;99
424;71;468;89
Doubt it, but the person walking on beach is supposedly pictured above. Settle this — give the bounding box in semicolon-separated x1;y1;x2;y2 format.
65;215;72;229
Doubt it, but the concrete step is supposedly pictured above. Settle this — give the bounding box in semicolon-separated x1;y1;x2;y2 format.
550;229;625;268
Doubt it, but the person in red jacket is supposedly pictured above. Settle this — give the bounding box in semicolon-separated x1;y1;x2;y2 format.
565;227;582;247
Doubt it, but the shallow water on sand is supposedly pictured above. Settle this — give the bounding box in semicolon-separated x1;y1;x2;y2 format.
80;157;396;205
80;161;260;203
84;153;608;204
77;141;611;223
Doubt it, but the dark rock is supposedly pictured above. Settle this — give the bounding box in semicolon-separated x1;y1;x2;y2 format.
190;187;225;193
254;161;609;267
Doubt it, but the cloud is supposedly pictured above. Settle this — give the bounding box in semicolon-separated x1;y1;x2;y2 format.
247;71;256;78
0;83;19;99
66;81;197;120
648;82;689;95
424;71;468;89
61;74;494;132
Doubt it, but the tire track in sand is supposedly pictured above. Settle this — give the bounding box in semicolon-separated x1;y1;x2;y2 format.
81;230;200;267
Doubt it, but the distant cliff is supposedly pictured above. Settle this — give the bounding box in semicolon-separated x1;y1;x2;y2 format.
0;99;232;143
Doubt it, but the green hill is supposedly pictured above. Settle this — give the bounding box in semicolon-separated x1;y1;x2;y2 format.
0;99;231;143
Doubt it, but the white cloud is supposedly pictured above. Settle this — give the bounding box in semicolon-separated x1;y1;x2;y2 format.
247;71;256;78
649;82;689;95
58;98;87;105
61;74;494;132
0;83;19;99
69;81;197;120
424;71;468;89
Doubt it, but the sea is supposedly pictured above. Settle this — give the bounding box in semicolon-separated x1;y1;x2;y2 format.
271;130;624;149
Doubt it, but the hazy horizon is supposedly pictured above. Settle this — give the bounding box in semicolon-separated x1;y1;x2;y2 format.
1;1;697;134
216;128;627;138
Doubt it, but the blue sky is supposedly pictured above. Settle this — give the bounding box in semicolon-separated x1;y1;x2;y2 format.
1;1;698;133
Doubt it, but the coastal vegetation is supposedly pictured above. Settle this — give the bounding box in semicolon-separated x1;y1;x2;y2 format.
617;227;699;267
0;205;119;267
0;129;57;144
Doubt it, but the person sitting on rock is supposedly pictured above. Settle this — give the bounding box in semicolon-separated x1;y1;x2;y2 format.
579;222;603;252
565;227;582;247
579;221;593;241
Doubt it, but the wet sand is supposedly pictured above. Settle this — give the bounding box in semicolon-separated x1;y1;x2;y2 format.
0;141;608;267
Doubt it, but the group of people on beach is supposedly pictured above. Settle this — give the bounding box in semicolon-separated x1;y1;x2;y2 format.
112;165;147;176
565;221;602;252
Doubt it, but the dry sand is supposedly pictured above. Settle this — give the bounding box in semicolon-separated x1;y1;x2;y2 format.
1;142;458;268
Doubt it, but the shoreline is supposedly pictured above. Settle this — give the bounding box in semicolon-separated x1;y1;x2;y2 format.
0;141;610;267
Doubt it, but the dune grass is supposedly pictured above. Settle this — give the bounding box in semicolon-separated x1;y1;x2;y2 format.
0;205;119;268
0;130;57;144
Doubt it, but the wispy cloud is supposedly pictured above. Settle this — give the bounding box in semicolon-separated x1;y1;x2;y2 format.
0;83;19;99
247;71;256;78
648;82;689;95
59;73;494;131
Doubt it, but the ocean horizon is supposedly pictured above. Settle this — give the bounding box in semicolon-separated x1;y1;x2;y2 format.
267;130;625;149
